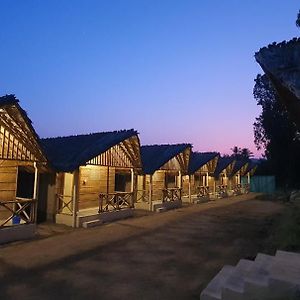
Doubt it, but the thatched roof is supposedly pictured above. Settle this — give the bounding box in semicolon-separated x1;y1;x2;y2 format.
188;152;219;174
41;129;139;172
229;160;248;177
255;38;300;128
242;161;257;176
141;144;191;174
214;157;235;177
0;94;47;162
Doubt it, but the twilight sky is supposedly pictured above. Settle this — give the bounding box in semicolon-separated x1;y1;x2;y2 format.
0;1;299;157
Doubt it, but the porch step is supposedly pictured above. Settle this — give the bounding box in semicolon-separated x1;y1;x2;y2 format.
156;207;167;213
195;197;210;204
82;219;103;228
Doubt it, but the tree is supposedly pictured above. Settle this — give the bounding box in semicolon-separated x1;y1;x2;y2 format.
253;74;300;188
231;146;240;157
230;146;253;160
240;148;253;159
296;10;300;27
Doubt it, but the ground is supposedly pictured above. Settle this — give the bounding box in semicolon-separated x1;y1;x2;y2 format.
0;194;284;300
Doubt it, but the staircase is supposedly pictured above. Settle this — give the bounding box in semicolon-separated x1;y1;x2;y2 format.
200;250;300;300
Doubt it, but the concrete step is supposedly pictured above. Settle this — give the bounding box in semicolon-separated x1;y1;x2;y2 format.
275;250;300;262
221;271;244;300
82;219;103;228
195;198;210;204
222;257;272;299
269;257;300;286
201;251;300;300
156;207;167;213
200;265;235;300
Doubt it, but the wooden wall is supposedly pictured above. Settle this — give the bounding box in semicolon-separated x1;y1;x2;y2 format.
78;165;115;210
0;160;17;202
151;170;165;200
208;176;215;191
182;175;190;195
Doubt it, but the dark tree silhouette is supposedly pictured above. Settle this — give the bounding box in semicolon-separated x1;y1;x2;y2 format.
230;146;253;160
296;10;300;27
253;74;300;188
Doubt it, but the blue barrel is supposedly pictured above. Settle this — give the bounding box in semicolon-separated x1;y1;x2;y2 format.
12;215;21;224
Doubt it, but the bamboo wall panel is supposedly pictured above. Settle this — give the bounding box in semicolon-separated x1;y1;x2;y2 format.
137;175;145;191
0;124;37;161
145;175;151;193
160;156;181;171
86;142;134;168
152;170;165;200
0;166;17;200
78;166;115;210
182;175;189;194
208;176;215;189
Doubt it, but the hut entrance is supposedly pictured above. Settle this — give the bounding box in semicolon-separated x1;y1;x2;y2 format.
16;166;35;199
62;173;74;214
115;172;131;192
56;172;74;215
165;172;179;188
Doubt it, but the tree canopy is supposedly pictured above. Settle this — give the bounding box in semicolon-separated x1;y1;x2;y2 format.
253;74;300;188
296;10;300;27
230;146;253;160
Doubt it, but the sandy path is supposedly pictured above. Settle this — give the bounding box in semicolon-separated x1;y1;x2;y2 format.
0;194;283;300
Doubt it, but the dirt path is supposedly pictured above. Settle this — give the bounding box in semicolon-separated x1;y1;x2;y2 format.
0;194;283;300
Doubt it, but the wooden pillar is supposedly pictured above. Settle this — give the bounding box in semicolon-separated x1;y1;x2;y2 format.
188;175;192;203
247;173;250;184
33;162;38;223
33;162;38;199
130;168;134;192
206;172;209;187
72;169;79;227
178;170;182;188
149;174;153;211
106;166;110;194
213;177;216;195
130;168;135;208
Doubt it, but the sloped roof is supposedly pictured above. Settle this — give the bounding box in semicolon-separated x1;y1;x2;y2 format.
255;38;300;128
214;157;235;177
255;38;300;100
0;94;47;162
188;152;219;174
242;161;257;176
41;129;139;172
229;160;248;177
141;144;191;174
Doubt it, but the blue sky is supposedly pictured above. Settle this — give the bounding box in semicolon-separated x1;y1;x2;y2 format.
0;0;299;156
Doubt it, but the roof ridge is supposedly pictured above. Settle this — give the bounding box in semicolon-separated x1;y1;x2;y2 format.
41;128;137;140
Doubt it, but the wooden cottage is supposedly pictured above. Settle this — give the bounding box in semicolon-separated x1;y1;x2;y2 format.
182;152;219;202
0;95;47;243
213;157;236;198
227;160;249;196
135;144;191;211
41;129;142;227
241;161;257;193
